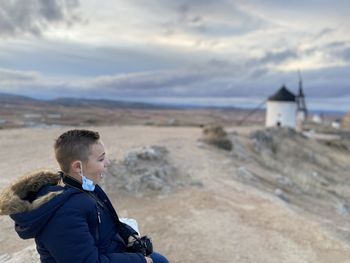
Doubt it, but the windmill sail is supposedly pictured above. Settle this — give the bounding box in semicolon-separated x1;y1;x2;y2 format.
296;70;308;121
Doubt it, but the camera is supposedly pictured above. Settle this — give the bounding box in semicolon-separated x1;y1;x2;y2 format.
127;235;153;256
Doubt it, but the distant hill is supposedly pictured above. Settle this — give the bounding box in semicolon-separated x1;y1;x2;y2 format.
0;93;163;109
0;93;43;104
50;97;165;109
0;92;171;128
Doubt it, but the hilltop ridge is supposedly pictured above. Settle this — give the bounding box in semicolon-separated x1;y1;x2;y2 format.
1;125;350;262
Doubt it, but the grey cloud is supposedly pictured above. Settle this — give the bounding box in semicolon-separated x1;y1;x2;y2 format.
0;68;79;99
129;0;268;38
205;58;270;80
312;28;335;41
249;67;270;79
325;41;348;49
88;70;208;93
72;64;250;97
0;0;82;38
253;49;299;65
301;40;350;60
38;0;63;21
207;58;231;68
78;62;282;98
1;64;350;100
323;43;350;62
0;68;39;83
174;2;267;37
340;47;350;61
338;47;350;62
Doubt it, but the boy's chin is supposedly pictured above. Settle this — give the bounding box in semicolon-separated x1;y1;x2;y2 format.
93;174;104;184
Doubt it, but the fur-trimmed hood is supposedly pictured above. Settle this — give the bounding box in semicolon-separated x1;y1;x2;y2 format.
0;170;80;239
0;170;62;215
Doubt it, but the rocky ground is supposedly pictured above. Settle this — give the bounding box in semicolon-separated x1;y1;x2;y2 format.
1;125;350;263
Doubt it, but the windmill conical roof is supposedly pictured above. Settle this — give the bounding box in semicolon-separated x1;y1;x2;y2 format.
268;86;296;102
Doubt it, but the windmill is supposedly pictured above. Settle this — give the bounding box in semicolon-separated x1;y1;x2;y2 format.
237;71;308;129
265;85;297;128
296;70;308;122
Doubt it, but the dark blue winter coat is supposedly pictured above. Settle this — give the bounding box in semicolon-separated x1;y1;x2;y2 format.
0;170;146;263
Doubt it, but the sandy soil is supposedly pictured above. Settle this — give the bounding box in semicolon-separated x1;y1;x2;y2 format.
1;125;350;263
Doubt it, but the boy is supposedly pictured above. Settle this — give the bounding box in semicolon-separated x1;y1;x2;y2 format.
0;129;169;263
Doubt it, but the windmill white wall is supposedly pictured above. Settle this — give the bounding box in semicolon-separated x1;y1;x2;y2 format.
266;101;297;128
265;86;297;128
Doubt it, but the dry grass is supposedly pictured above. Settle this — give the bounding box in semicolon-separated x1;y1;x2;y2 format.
201;124;233;151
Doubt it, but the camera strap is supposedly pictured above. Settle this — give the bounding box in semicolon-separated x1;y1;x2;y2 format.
61;173;133;244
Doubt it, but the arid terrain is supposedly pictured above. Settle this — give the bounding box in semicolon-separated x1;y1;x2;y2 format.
0;93;267;129
1;122;350;263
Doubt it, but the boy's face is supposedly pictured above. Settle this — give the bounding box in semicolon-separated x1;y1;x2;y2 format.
82;141;108;185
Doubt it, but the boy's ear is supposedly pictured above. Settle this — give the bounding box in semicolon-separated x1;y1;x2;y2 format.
71;160;82;174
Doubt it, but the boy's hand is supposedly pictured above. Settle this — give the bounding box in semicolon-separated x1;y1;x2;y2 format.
128;234;140;245
145;257;153;263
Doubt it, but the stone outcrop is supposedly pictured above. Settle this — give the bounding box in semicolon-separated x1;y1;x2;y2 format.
103;145;181;195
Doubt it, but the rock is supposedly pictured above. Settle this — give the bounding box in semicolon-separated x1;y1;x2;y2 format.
249;129;275;154
103;145;186;195
336;202;349;216
196;142;205;148
0;254;11;262
276;175;293;187
274;188;289;202
230;136;250;161
190;181;205;188
236;166;256;182
124;151;138;167
0;245;39;263
124;145;167;163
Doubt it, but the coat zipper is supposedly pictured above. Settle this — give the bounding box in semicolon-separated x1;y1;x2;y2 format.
96;207;101;241
97;210;101;224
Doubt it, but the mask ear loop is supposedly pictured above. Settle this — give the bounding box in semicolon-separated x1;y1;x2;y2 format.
79;161;96;191
78;161;84;177
79;161;94;183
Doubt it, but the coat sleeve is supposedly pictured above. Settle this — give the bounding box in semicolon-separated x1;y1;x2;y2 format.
38;197;146;263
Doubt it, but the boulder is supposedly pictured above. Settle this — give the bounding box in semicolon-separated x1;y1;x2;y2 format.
103;146;180;195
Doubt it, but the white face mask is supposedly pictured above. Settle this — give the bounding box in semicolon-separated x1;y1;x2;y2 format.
79;161;95;191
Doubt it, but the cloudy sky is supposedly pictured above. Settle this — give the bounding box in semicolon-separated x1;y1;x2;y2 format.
0;0;349;111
